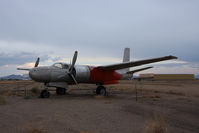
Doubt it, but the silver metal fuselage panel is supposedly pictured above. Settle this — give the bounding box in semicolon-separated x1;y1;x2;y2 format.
29;67;52;82
75;65;90;83
29;64;90;83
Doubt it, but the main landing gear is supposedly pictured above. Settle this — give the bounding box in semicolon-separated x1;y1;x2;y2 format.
40;87;66;98
96;85;107;96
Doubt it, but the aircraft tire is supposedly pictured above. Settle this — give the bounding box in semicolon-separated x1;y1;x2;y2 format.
40;90;50;98
96;86;106;96
56;87;66;95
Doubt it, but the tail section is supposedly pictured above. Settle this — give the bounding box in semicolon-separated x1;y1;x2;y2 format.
122;48;130;73
118;48;130;74
123;48;130;63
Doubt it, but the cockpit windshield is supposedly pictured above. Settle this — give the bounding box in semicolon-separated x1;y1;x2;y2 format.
52;63;69;69
53;63;62;69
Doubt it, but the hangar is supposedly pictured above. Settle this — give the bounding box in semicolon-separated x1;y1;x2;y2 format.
139;74;195;80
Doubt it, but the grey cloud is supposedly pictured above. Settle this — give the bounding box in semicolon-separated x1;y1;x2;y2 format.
0;52;49;66
0;0;198;71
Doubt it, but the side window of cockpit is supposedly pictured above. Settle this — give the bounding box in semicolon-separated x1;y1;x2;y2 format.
63;64;69;69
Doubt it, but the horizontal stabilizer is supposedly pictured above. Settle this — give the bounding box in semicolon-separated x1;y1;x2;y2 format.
126;66;153;74
98;55;177;70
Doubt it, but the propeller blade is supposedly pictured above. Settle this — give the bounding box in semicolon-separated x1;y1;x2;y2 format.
67;51;79;88
69;73;79;89
69;51;78;73
35;57;40;67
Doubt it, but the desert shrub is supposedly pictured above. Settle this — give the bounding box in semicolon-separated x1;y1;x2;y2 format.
0;95;6;105
144;114;167;133
24;95;31;99
154;90;159;93
31;87;39;94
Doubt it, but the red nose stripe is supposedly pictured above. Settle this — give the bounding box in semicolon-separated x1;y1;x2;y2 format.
90;67;122;85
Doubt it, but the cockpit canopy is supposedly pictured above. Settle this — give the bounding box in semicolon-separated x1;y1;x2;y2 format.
52;63;69;69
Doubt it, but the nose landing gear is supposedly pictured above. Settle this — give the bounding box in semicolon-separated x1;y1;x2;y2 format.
40;84;50;98
40;89;50;98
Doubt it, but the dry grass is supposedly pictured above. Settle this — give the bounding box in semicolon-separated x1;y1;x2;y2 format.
1;89;39;98
3;90;24;97
80;131;90;133
94;95;105;99
103;100;111;104
166;90;185;96
144;114;167;133
142;95;161;101
0;95;6;105
23;124;47;133
143;95;161;99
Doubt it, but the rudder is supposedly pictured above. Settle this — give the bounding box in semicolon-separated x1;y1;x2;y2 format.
123;48;130;63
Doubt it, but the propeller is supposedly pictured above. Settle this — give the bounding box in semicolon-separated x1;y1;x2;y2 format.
34;57;40;67
69;51;78;73
68;51;79;89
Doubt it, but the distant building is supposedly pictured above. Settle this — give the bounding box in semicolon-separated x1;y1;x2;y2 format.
139;73;195;80
139;73;154;79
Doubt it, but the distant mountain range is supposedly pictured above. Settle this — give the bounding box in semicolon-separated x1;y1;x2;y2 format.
195;74;199;79
0;74;30;80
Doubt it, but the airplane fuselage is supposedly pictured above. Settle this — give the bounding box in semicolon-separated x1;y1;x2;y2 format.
29;63;124;85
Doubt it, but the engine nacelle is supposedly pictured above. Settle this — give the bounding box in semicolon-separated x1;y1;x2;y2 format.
75;65;90;83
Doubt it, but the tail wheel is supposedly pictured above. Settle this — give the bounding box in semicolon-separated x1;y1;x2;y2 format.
40;90;50;98
96;86;106;96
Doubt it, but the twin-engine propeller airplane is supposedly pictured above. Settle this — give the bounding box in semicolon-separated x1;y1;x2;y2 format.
17;48;177;98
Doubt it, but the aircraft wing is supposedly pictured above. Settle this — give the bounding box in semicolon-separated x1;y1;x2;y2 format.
126;66;153;74
17;68;31;71
97;55;177;71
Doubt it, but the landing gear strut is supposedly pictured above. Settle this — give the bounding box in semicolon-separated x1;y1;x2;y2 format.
56;87;66;95
40;89;50;98
96;86;107;96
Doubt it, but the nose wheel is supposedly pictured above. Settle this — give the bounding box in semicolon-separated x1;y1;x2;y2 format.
96;86;107;96
40;89;50;98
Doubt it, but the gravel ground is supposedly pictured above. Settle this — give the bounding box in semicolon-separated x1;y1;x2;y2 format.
0;80;199;133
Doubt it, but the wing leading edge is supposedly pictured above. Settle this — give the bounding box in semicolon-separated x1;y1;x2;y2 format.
97;55;177;71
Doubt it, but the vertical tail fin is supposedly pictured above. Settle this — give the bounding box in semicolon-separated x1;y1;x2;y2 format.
118;48;130;74
122;48;130;72
123;48;130;63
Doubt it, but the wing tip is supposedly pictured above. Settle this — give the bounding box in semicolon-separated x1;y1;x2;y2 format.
17;68;30;71
168;55;178;59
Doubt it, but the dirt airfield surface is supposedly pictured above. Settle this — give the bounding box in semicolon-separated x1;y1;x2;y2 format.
0;80;199;133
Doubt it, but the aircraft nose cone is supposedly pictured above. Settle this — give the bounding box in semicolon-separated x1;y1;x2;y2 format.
29;69;38;81
29;67;51;82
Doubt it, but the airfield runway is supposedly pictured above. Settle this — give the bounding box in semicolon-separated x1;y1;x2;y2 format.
0;80;199;133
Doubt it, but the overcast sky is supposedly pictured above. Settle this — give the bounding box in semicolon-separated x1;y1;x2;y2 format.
0;0;199;76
